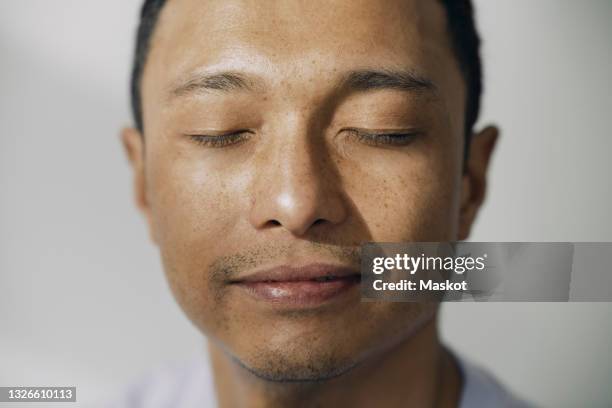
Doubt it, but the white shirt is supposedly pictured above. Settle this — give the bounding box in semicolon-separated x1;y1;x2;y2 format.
106;354;532;408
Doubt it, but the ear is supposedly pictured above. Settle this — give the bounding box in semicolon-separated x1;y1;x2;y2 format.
458;126;499;240
121;127;157;244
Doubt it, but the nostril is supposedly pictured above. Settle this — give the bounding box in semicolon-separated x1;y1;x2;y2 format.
267;219;282;227
312;218;326;226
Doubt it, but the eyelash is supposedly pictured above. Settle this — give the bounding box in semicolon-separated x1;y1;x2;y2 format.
187;131;252;147
346;128;420;147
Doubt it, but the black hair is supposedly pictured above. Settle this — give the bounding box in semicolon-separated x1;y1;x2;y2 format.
130;0;166;133
130;0;482;156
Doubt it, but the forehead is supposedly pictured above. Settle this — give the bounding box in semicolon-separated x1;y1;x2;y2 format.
156;0;447;52
142;0;463;117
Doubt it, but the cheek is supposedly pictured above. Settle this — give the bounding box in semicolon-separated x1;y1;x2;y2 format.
341;147;461;241
144;145;246;331
149;154;233;250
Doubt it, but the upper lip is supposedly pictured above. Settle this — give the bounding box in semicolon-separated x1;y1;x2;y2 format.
230;263;361;283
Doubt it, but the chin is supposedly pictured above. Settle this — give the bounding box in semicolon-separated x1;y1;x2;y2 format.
231;345;360;383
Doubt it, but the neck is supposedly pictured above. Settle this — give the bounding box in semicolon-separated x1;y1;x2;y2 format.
209;319;462;408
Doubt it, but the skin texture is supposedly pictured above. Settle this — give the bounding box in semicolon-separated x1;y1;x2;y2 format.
122;0;498;406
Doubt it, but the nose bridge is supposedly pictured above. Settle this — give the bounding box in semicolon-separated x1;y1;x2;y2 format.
248;110;346;235
278;114;320;190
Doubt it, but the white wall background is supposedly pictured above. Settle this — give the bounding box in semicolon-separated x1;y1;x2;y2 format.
1;1;611;407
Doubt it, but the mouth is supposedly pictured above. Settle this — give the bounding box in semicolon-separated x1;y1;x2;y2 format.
229;263;361;307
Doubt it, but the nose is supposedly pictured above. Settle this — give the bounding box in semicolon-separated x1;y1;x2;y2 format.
248;131;348;237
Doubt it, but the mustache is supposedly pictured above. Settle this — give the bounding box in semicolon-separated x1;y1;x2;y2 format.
208;242;362;282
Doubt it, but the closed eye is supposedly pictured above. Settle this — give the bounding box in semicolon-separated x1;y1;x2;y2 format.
344;128;421;147
186;130;253;148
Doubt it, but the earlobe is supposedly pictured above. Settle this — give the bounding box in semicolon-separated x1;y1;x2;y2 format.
121;127;156;243
458;125;499;240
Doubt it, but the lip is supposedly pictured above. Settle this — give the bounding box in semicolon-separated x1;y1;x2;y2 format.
229;263;361;307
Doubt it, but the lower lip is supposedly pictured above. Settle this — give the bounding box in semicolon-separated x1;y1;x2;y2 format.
233;276;360;307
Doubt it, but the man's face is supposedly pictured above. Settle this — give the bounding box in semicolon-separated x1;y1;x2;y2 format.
126;0;483;380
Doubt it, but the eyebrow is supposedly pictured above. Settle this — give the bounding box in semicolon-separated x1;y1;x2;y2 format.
170;71;258;98
168;68;437;99
343;69;437;94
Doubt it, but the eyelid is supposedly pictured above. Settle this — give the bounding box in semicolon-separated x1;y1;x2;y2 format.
342;127;422;135
187;129;253;137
